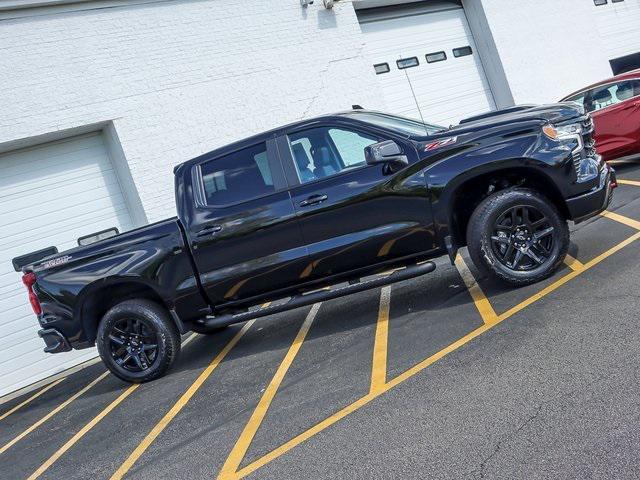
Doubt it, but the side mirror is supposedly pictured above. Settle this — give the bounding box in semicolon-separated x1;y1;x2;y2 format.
365;140;409;168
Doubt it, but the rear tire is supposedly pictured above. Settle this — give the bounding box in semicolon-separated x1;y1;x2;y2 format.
96;299;180;383
466;188;569;286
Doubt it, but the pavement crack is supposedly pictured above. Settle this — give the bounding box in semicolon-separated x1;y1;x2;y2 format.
472;374;607;479
474;403;544;479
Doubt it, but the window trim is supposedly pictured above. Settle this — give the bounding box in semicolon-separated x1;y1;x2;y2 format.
193;137;287;209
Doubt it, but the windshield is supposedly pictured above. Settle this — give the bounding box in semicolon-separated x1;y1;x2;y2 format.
352;112;446;137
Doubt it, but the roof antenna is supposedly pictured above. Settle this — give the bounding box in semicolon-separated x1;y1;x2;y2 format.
402;61;430;136
352;104;364;110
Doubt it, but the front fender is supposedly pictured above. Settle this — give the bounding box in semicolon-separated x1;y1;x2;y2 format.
421;131;574;248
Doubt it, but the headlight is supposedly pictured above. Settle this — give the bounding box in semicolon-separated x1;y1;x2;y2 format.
542;123;582;140
542;122;584;150
556;123;583;138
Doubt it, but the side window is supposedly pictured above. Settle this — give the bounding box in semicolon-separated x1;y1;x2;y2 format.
200;143;274;206
288;127;380;184
614;80;640;102
587;81;640;113
327;129;378;167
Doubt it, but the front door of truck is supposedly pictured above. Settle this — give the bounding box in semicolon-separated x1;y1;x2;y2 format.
187;138;309;307
278;123;436;281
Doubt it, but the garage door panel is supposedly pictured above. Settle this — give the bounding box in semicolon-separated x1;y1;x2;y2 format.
3;171;123;214
0;324;38;351
2;349;97;396
1;292;31;318
0;334;44;366
0;153;118;196
0;135;104;171
0;206;131;253
0;132;135;397
0;275;23;298
360;5;495;125
3;190;127;230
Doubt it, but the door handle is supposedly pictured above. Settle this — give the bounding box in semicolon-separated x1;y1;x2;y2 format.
299;194;328;207
196;225;223;237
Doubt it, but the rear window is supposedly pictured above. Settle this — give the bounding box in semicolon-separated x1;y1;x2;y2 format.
200;143;274;206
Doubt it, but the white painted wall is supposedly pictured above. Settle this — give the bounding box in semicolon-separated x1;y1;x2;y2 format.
0;0;386;223
467;0;613;105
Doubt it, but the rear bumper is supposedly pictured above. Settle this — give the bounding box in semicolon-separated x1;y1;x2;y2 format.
38;328;72;354
566;163;616;223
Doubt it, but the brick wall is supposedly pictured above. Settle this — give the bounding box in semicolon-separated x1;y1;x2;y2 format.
0;0;386;222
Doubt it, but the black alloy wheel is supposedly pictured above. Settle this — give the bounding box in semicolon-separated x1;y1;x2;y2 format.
108;318;158;372
467;188;569;286
490;205;555;271
97;299;181;383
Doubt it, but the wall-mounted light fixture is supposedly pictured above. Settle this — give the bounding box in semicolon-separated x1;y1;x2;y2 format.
301;0;334;8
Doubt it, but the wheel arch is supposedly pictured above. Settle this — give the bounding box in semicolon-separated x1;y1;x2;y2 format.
76;278;179;344
447;165;570;247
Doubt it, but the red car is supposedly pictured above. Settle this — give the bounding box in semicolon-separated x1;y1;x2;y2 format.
561;69;640;162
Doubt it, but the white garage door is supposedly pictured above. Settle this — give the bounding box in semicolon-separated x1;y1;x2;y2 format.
592;0;640;61
358;2;496;126
0;133;134;397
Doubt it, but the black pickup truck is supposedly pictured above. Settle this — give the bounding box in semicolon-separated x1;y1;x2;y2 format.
14;106;615;383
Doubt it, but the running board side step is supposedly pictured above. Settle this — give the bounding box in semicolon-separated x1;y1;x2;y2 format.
194;261;436;330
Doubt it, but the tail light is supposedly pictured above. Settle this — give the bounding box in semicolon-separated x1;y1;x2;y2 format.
22;272;42;316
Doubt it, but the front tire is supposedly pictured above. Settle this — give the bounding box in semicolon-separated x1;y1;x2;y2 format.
96;299;180;383
466;188;569;286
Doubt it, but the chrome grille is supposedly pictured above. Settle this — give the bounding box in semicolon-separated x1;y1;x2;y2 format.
572;115;596;175
572;151;582;172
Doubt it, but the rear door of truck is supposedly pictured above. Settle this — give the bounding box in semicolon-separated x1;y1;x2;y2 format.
184;136;310;306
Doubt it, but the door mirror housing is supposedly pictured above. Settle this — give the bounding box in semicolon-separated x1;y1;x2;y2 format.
365;140;409;168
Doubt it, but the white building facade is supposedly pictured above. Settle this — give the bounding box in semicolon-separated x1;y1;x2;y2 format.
1;0;639;397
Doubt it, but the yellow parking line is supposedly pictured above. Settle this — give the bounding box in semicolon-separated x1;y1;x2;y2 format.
235;391;378;479
0;371;109;455
27;384;139;480
0;377;66;422
370;286;391;394
232;231;640;478
617;179;640;187
110;320;256;480
454;254;498;325
498;230;640;321
564;254;585;272
0;321;201;428
601;210;640;230
218;303;320;480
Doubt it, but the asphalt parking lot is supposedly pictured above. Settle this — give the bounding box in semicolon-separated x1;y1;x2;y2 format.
3;161;640;480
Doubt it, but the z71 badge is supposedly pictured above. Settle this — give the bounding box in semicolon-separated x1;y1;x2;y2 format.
424;136;458;152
